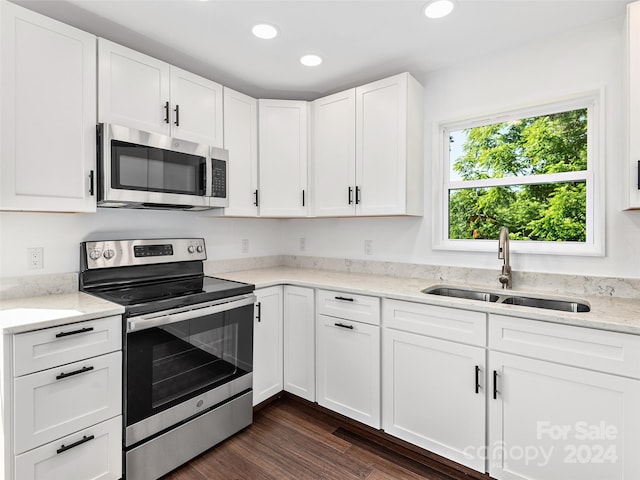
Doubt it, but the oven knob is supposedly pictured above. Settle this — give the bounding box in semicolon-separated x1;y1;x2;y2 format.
89;249;102;261
196;245;204;253
188;246;195;254
103;249;115;260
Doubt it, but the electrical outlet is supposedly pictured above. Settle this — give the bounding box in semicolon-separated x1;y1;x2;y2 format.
299;237;306;252
364;240;373;255
28;247;44;270
241;239;249;254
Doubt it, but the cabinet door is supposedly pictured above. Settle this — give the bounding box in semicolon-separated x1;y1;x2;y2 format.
355;72;423;216
253;286;283;405
283;286;315;401
382;329;485;472
170;66;223;146
627;2;640;209
15;416;122;480
223;87;259;216
98;38;171;136
489;352;640;480
258;99;308;217
312;89;356;216
316;314;380;428
0;2;96;212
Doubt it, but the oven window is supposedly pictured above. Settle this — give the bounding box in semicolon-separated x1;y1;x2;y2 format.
126;304;253;425
112;140;206;196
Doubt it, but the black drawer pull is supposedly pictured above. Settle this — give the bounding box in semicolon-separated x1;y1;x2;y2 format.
57;435;95;455
493;370;498;400
56;365;94;380
256;302;261;322
334;322;354;330
475;365;481;394
55;327;94;338
334;296;354;302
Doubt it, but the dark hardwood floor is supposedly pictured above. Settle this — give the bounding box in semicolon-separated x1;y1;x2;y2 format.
161;396;486;480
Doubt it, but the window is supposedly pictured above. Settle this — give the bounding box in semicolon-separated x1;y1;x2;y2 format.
435;92;603;255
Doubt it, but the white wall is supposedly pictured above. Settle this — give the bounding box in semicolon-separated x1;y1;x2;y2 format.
0;209;282;278
284;16;640;279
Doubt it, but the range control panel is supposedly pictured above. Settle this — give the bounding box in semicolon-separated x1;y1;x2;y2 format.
83;238;206;269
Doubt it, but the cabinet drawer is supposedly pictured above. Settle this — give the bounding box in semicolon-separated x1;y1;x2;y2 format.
489;315;640;378
15;415;122;480
384;299;486;347
317;289;380;325
14;351;122;454
14;316;122;376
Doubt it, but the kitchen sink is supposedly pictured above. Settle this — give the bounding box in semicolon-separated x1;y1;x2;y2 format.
501;295;590;313
422;285;590;312
421;286;500;302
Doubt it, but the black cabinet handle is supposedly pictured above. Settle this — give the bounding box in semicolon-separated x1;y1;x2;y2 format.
56;365;94;381
254;189;259;207
57;435;95;455
334;296;354;302
493;370;498;399
637;160;640;190
88;170;95;196
164;101;170;124
302;189;305;207
355;186;361;205
256;302;261;322
55;327;94;338
174;104;180;126
348;186;353;205
475;365;480;394
334;322;354;330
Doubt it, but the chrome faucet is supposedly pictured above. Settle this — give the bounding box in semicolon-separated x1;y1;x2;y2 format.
498;226;512;289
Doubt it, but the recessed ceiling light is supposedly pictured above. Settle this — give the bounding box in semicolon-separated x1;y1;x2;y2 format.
300;54;322;67
424;0;455;19
252;24;278;40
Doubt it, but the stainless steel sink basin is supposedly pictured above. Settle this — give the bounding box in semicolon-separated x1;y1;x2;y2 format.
421;286;500;302
422;285;590;312
500;296;590;313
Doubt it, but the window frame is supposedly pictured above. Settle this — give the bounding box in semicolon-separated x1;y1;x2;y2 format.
432;90;604;256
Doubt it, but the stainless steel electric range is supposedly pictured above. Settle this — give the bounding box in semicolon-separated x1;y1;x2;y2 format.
79;238;255;480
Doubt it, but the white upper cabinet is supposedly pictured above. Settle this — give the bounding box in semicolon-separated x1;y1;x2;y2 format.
312;72;423;217
223;87;259;216
258;99;309;217
98;38;223;147
312;89;357;216
355;73;423;216
627;1;640;209
0;2;97;212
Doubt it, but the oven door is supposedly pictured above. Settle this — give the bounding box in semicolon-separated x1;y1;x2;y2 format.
124;293;255;447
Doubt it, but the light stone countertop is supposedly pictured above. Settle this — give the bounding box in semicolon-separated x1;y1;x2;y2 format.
215;267;640;336
0;292;124;334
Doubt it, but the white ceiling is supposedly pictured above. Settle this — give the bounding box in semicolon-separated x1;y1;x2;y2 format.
12;0;632;100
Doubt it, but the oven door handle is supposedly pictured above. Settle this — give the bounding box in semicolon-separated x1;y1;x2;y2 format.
127;294;256;332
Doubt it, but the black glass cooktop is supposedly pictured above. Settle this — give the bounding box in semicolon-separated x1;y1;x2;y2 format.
89;276;254;317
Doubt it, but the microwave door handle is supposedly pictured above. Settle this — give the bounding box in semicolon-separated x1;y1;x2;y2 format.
127;294;256;332
200;162;207;196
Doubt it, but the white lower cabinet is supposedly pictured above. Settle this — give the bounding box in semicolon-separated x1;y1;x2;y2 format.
7;315;123;480
488;314;640;480
14;415;122;480
488;351;640;480
382;329;485;471
253;286;283;405
316;313;380;428
283;286;315;401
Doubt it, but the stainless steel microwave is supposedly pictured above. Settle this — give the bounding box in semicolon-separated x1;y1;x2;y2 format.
97;123;228;210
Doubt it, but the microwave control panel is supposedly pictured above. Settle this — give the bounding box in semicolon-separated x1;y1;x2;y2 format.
211;159;227;198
